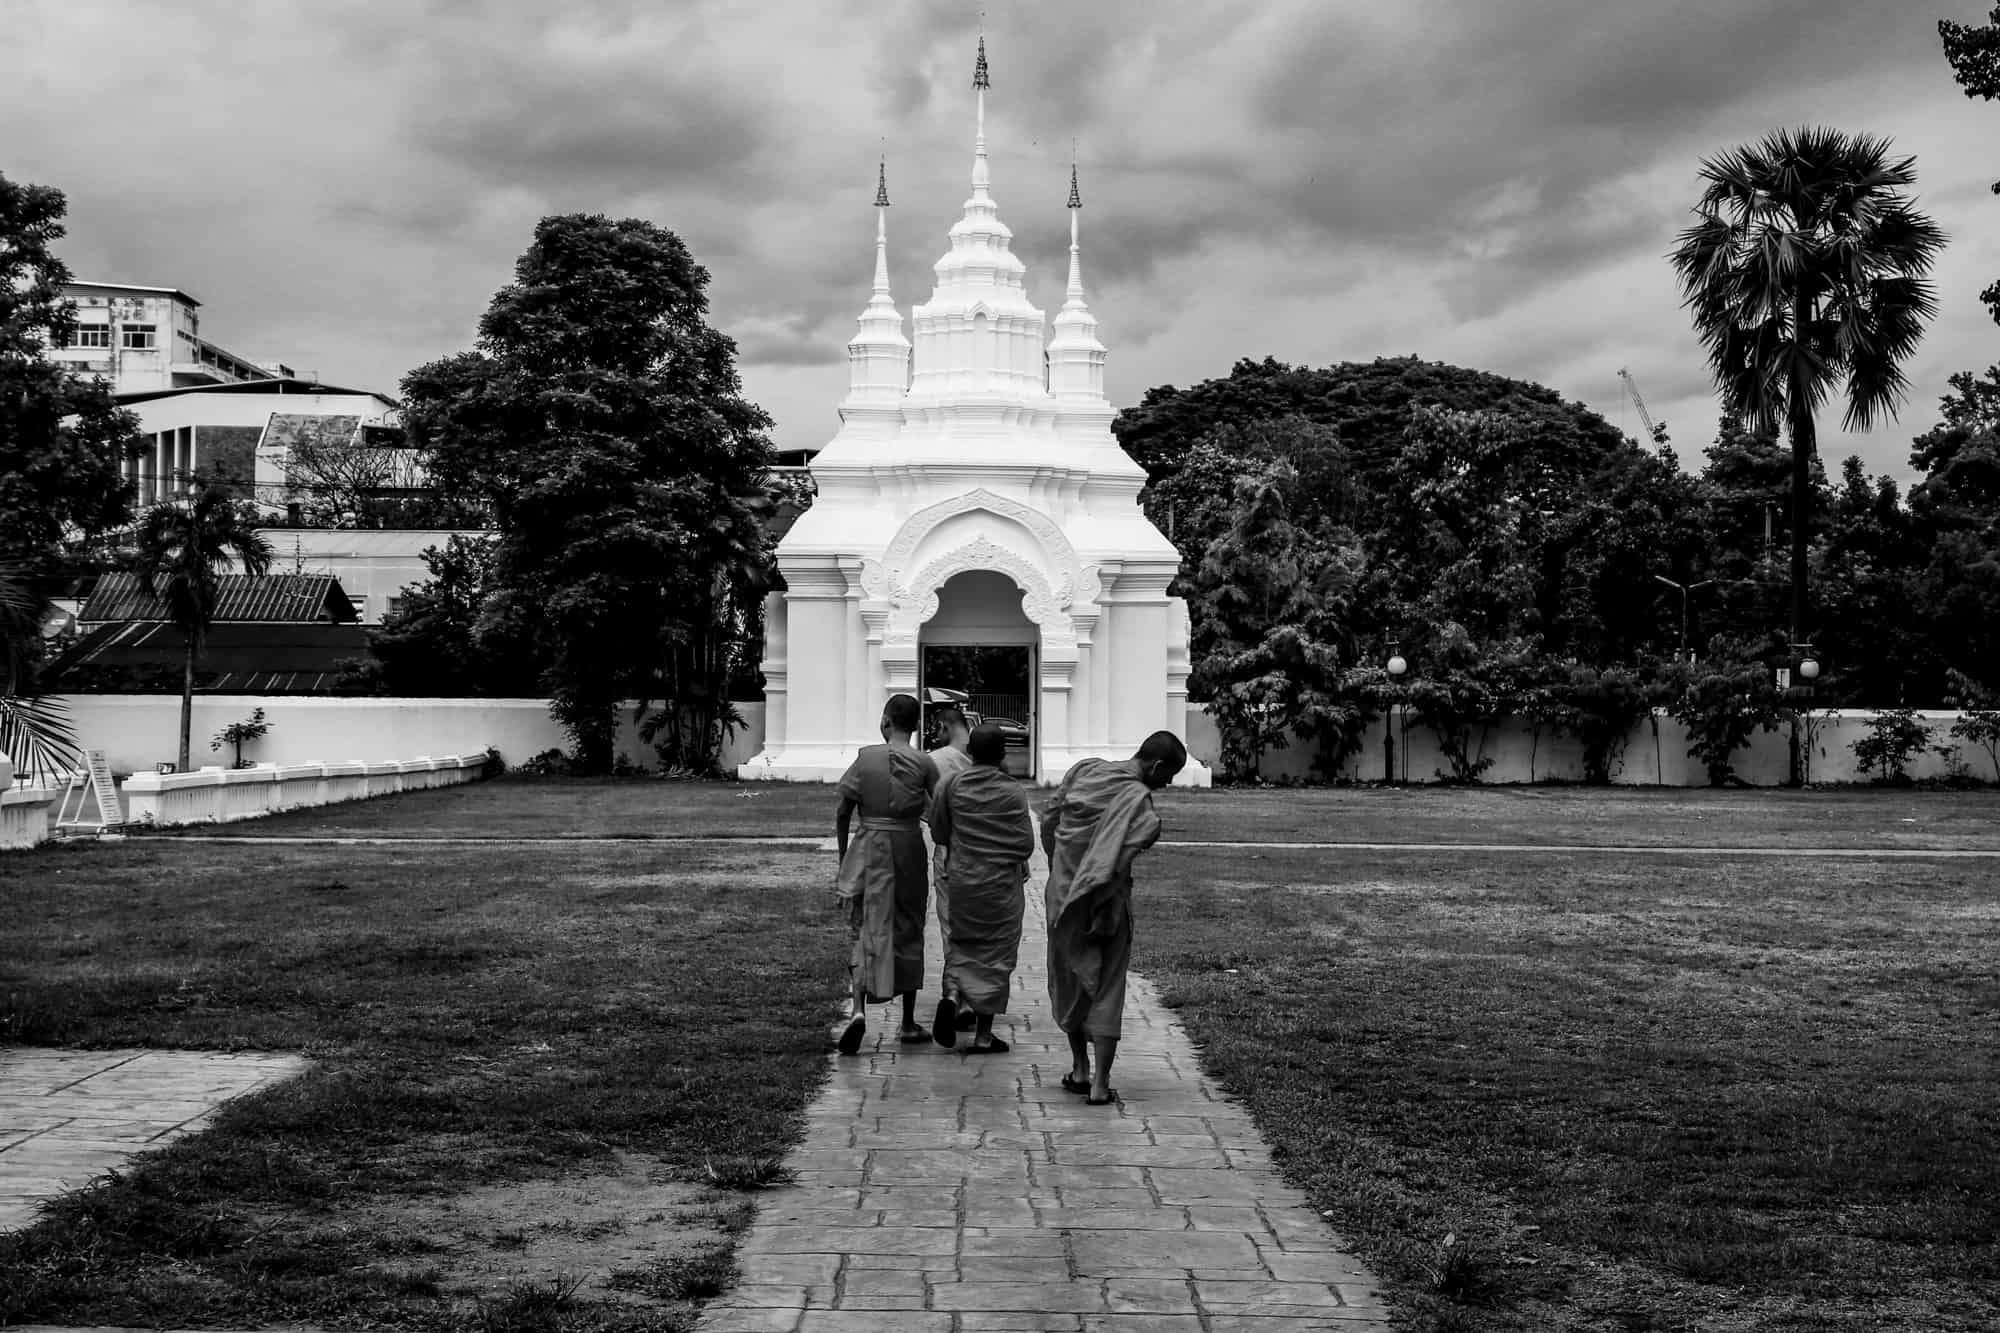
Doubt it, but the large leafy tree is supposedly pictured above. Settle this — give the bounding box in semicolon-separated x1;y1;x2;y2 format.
1116;354;1630;487
1;170;143;777
133;479;275;771
1940;4;2000;324
1187;466;1365;778
402;214;773;772
1670;126;1946;672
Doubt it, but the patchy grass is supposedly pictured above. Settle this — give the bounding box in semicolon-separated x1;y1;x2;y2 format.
135;772;835;841
1152;784;2000;850
126;775;2000;852
0;838;848;1327
1136;847;2000;1332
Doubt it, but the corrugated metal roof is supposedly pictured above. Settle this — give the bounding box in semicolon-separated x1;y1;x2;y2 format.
49;621;373;695
259;412;362;457
80;572;360;625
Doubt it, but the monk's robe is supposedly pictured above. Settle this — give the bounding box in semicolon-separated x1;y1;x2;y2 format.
930;764;1035;1015
835;743;938;1001
1042;757;1163;1039
926;745;975;994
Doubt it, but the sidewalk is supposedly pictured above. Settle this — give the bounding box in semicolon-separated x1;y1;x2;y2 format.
0;1048;307;1234
698;845;1394;1332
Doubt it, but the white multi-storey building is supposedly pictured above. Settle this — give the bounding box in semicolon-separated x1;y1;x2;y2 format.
46;281;291;395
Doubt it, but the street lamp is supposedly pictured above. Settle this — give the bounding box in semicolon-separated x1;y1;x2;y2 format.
1384;641;1407;784
1653;574;1716;663
1784;642;1820;787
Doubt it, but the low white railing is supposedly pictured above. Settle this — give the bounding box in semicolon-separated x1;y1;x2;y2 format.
0;752;63;850
121;751;495;828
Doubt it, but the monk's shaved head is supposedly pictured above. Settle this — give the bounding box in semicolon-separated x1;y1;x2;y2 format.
1136;731;1187;788
884;693;921;735
968;723;1008;766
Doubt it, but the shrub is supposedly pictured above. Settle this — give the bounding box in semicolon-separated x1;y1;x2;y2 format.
1852;707;1933;784
1666;647;1782;786
209;707;269;768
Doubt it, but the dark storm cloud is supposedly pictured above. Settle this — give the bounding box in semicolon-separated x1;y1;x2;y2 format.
10;0;1993;478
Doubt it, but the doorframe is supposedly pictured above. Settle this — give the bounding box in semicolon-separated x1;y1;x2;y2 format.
918;639;1039;781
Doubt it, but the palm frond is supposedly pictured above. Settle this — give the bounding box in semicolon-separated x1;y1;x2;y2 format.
0;692;83;787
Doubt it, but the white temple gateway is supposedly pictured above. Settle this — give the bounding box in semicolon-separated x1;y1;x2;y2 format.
743;42;1210;787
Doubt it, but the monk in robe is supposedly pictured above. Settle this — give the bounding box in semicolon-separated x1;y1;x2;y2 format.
925;706;975;1023
1041;731;1187;1104
833;693;939;1054
928;723;1035;1052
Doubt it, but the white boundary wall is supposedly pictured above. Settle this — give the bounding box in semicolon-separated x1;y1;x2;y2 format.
52;695;1997;787
55;696;766;778
1192;708;2000;786
1;753;63;850
121;752;493;827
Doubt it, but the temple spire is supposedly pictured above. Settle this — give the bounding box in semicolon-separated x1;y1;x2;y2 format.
971;37;990;199
1064;161;1085;303
872;158;892;300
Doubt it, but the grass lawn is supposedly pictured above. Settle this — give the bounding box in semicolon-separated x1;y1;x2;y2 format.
1;835;849;1329
139;772;839;841
1136;846;2000;1332
1152;783;2000;850
9;778;1998;1330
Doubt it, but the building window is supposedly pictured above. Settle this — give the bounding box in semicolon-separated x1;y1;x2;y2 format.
73;326;111;349
121;324;158;350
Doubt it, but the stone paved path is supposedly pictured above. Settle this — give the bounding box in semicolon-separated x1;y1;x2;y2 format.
0;1048;307;1233
698;841;1393;1333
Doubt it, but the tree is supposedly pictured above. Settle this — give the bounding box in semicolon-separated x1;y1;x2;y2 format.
0;560;85;782
1;171;143;781
339;534;543;696
283;423;488;529
133;479;275;770
402;214;774;772
1671;128;1946;695
1186;466;1365;779
1940;4;2000;324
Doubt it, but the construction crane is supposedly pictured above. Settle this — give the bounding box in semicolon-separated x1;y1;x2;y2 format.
1617;368;1669;445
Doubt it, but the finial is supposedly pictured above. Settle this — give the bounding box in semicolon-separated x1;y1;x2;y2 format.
875;157;890;208
1068;160;1081;210
974;35;989;89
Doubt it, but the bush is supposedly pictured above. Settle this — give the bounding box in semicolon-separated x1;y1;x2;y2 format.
1666;647;1782;786
1852;708;1934;784
209;707;269;768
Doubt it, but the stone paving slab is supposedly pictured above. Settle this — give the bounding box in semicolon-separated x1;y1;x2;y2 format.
696;831;1393;1331
0;1047;307;1234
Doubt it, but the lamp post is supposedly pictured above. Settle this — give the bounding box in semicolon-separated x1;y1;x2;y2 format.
1784;642;1820;786
1384;641;1407;784
1653;574;1715;663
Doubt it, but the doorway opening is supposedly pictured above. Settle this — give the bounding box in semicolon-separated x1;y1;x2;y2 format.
922;643;1034;778
919;569;1039;778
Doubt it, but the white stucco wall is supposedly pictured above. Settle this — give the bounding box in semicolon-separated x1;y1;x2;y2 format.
52;696;1993;787
57;696;768;777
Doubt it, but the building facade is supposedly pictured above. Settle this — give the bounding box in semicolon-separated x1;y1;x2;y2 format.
47;281;291;396
743;42;1209;786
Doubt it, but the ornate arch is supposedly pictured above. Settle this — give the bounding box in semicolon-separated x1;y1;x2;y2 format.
876;488;1084;590
885;536;1076;651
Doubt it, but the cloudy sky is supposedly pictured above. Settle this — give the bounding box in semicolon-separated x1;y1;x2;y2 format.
9;0;1996;483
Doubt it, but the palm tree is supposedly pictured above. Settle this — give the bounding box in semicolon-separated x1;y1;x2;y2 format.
1670;127;1946;671
0;559;84;783
133;478;274;771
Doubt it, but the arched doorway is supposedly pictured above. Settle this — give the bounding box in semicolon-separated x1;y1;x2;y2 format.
919;569;1037;778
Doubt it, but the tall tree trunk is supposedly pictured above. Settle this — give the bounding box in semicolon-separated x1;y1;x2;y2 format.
180;633;196;772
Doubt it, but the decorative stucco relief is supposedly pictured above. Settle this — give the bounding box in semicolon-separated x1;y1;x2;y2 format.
880;488;1086;593
884;537;1079;652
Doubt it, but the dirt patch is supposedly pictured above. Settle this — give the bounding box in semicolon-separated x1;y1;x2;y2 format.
269;1150;747;1309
